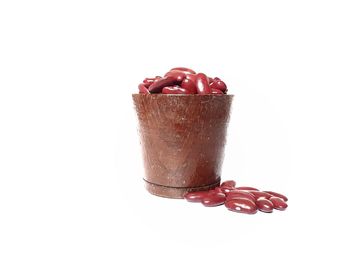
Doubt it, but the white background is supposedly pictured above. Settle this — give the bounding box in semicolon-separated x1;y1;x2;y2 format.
1;0;350;262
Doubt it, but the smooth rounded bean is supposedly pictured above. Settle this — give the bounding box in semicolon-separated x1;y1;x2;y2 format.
162;85;192;94
143;78;156;88
226;190;256;202
209;187;224;194
148;76;177;93
220;186;236;195
210;79;227;93
270;197;288;210
249;190;273;200
185;73;197;83
264;191;288;202
165;70;186;82
202;192;226;207
220;180;236;188
211;88;223;94
138;83;150;94
180;78;197;94
208;77;214;84
184;191;209;202
235;186;259;191
170;67;196;74
225;198;257;214
256;198;274;213
195;73;211;94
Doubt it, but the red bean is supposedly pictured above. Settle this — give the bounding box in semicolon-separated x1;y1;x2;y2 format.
184;191;209;202
148;76;178;93
221;186;235;195
180;78;197;94
256;198;274;213
185;73;197;83
170;67;196;74
165;70;186;82
138;83;150;94
225;198;257;214
226;190;256;202
209;187;224;194
143;78;156;88
248;191;273;200
162;85;192;94
195;73;211;94
208;77;214;84
264;191;288;202
210;79;227;92
211;88;224;94
220;180;236;188
235;186;259;191
270;197;288;210
202;192;226;207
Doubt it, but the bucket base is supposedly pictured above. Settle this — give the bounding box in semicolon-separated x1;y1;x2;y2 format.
144;179;221;199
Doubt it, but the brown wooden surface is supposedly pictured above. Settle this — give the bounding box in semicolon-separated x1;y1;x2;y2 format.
132;94;233;198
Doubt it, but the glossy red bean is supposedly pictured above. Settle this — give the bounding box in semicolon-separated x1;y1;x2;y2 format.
138;83;150;94
148;76;177;93
270;197;288;210
235;186;259;191
226;190;256;202
208;77;214;84
220;180;236;188
248;190;273;200
184;191;209;202
220;186;235;195
170;67;196;74
195;73;211;94
225;198;257;214
256;198;274;213
162;85;192;94
201;192;226;207
209;187;224;194
180;78;197;94
264;191;288;202
165;70;186;82
185;73;197;83
210;79;227;92
143;78;156;88
211;88;224;94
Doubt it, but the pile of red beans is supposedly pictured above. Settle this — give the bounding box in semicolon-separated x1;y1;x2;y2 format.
184;180;288;214
138;67;228;95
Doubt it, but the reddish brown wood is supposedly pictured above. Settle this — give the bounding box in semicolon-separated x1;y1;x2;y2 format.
132;94;234;198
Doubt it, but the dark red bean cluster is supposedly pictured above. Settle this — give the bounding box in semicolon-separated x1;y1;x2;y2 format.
184;180;288;214
138;67;228;95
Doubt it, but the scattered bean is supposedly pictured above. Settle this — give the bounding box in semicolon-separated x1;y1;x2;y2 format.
235;186;259;191
248;191;273;200
225;198;257;214
226;190;256;203
184;191;209;202
256;198;274;213
270;197;288;210
220;180;236;188
264;191;288;202
202;192;226;207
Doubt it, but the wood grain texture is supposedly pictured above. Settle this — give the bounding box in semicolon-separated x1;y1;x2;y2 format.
132;94;233;198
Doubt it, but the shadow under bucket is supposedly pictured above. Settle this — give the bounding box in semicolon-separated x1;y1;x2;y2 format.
132;94;233;198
